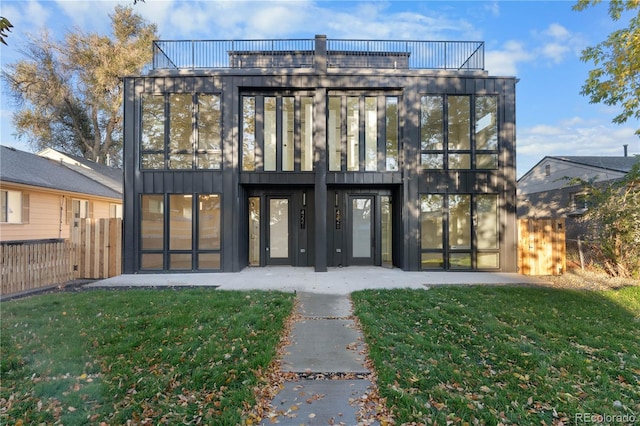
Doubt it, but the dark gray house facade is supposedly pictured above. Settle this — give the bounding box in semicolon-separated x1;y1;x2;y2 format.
122;36;518;273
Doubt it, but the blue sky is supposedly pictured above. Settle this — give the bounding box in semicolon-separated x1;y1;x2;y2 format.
1;0;638;177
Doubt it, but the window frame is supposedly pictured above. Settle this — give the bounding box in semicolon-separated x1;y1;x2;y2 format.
139;193;222;271
241;91;315;173
327;92;402;173
420;94;500;171
140;92;222;171
1;189;24;224
419;193;500;270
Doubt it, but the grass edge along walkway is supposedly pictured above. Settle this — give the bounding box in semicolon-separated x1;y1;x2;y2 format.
352;286;640;426
0;288;294;425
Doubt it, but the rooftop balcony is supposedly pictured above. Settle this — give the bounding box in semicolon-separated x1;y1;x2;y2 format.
152;35;484;72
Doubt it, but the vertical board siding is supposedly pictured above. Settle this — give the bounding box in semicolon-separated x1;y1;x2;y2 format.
518;218;566;276
0;218;124;297
69;218;122;280
0;240;74;296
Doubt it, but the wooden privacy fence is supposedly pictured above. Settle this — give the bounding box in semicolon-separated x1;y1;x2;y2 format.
518;218;566;276
70;218;122;280
1;239;74;295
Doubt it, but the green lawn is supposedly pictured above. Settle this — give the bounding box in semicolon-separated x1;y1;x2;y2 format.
0;289;294;425
352;286;640;425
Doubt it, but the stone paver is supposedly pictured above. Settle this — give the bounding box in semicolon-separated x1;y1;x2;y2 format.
263;292;381;425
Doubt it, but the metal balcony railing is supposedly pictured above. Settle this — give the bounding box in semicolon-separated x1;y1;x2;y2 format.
152;38;484;71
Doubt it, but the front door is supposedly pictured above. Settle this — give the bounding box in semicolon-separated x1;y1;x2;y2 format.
349;196;374;265
267;197;291;265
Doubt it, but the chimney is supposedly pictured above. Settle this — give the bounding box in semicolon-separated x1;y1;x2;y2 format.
623;144;628;157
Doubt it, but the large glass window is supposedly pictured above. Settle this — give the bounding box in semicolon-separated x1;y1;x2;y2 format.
264;97;277;171
385;97;399;171
301;97;314;171
475;96;498;169
420;95;444;170
347;97;359;171
448;96;471;170
328;97;342;171
197;95;222;169
169;94;193;169
282;97;295;171
170;195;192;251
141;195;164;250
477;194;499;269
242;96;256;171
141;93;221;170
140;193;221;271
329;94;400;172
420;194;444;270
365;97;377;171
141;94;165;169
420;94;499;171
420;193;500;270
242;94;313;172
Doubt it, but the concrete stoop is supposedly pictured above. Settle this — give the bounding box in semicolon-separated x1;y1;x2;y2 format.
260;293;382;426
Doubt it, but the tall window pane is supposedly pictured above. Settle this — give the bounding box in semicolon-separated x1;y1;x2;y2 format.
365;97;377;171
448;96;470;150
198;194;221;250
141;94;165;151
197;94;221;169
420;195;443;249
475;96;498;150
420;96;443;170
198;95;221;150
264;97;277;171
169;94;192;152
141;195;163;250
347;97;359;171
242;96;256;171
477;195;499;249
170;195;192;250
301;96;314;171
448;194;471;249
282;97;294;171
328;97;341;171
420;96;443;151
385;97;399;171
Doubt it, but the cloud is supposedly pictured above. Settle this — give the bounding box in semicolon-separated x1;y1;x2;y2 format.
485;40;533;76
520;121;637;156
485;22;588;76
516;119;639;175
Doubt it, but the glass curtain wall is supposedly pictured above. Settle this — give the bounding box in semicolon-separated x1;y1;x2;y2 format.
140;194;221;271
242;94;313;172
328;94;400;172
420;194;499;270
420;95;498;170
141;93;221;170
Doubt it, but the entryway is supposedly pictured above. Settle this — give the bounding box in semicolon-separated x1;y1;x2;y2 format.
247;189;313;267
330;189;395;268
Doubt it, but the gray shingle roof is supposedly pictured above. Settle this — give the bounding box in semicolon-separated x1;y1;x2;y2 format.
0;145;122;199
551;156;638;173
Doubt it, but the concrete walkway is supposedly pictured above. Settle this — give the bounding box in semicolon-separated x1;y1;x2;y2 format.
262;292;382;425
87;266;546;294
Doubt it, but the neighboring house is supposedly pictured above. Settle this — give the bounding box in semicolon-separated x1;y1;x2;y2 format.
517;155;639;240
0;145;123;242
122;35;518;273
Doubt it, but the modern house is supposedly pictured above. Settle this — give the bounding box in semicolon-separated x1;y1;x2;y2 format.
122;35;518;273
517;154;639;240
0;145;122;242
